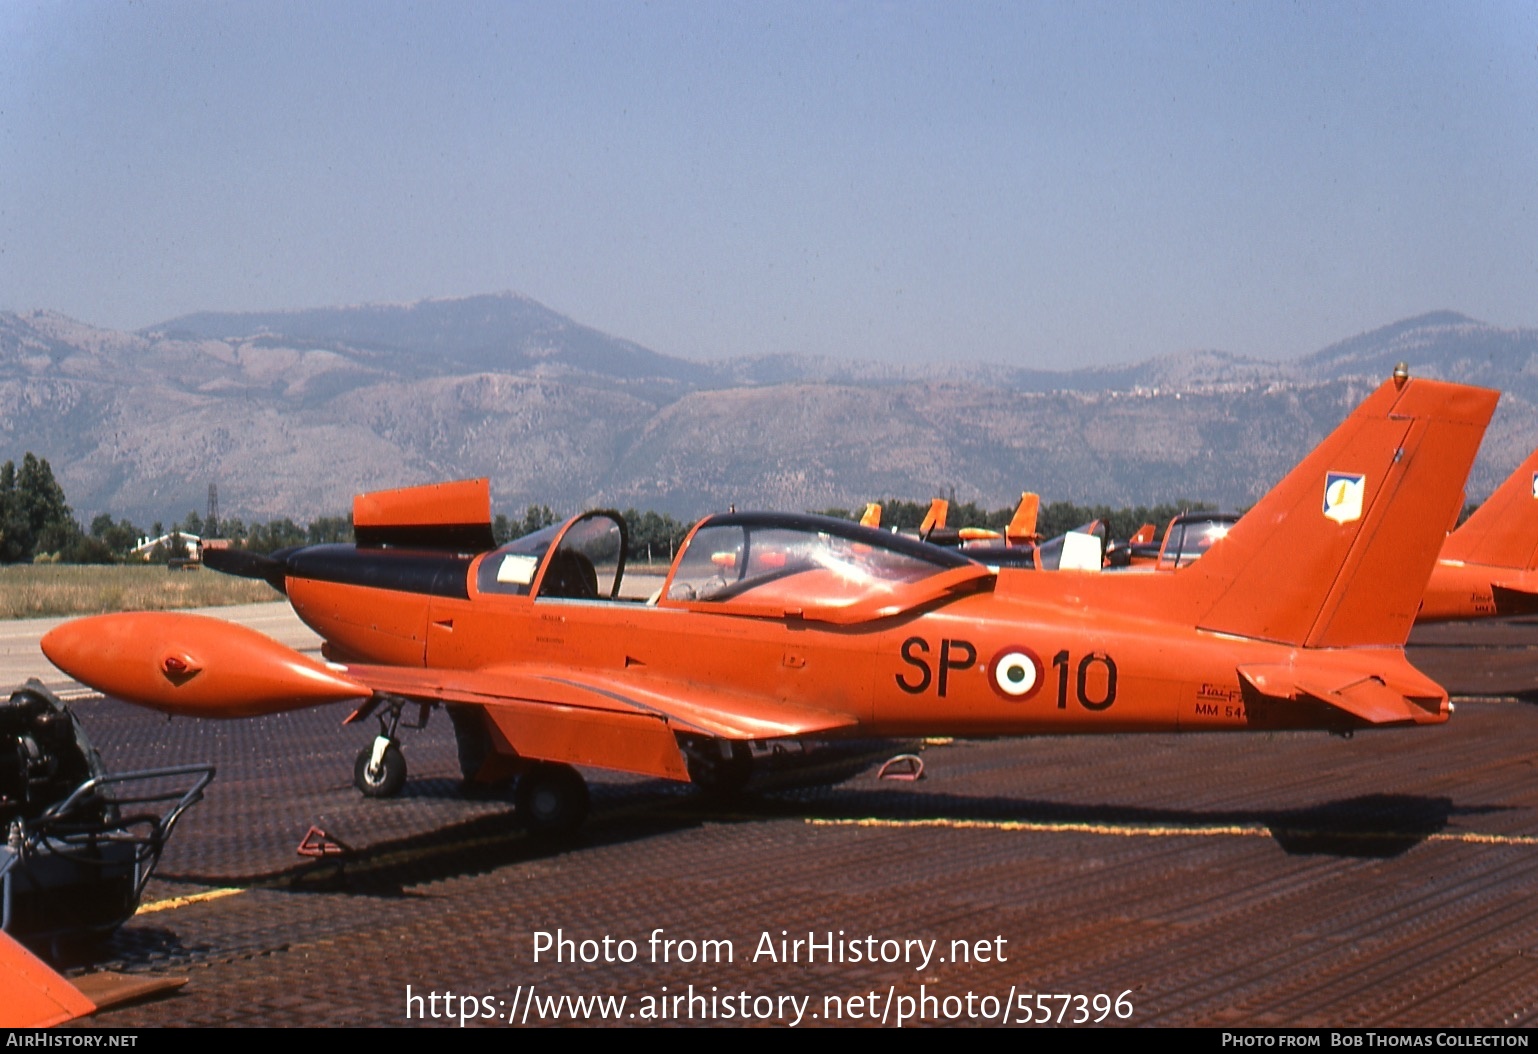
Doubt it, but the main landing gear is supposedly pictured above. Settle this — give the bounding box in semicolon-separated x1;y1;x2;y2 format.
516;761;589;836
349;695;590;836
680;737;753;797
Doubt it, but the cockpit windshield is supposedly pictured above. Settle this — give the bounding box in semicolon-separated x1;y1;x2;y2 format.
662;513;976;615
474;511;627;599
1157;515;1237;570
475;522;561;597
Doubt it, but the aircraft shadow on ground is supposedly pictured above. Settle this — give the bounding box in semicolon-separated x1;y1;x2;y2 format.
149;770;729;896
75;776;1513;973
693;785;1511;860
144;739;915;895
157;777;1511;912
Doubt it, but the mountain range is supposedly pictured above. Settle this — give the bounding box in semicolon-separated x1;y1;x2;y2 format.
1;294;1534;525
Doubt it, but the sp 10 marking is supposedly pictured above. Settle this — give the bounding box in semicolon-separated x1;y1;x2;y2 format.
898;637;1118;711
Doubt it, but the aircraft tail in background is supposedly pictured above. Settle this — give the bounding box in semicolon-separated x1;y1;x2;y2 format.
1420;447;1538;621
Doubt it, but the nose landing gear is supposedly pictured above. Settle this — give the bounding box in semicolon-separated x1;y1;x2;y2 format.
353;739;406;798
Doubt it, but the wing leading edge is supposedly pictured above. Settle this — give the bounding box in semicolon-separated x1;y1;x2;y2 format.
347;662;861;781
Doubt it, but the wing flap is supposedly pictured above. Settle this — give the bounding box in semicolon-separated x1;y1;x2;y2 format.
479;701;691;781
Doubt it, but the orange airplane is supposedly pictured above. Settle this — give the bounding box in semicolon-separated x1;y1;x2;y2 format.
1109;447;1538;622
0;930;94;1026
1417;446;1538;621
41;373;1494;836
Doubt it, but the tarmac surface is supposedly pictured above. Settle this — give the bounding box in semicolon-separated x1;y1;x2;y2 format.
12;605;1538;1028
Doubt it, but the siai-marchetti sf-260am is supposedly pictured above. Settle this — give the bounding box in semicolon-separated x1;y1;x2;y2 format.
42;372;1495;835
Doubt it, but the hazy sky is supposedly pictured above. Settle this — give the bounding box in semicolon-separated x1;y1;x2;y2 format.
3;1;1536;368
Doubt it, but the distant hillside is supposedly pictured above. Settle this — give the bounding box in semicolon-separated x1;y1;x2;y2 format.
157;293;712;388
1;295;1533;525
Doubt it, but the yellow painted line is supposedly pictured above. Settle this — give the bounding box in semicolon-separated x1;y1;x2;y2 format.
806;816;1538;847
137;887;245;914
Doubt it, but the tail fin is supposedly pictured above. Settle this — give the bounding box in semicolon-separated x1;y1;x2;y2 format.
918;498;948;536
1005;492;1041;544
859;503;882;529
1438;447;1538;571
1182;375;1496;648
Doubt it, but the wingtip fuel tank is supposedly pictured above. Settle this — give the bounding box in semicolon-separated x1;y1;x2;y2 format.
41;612;369;718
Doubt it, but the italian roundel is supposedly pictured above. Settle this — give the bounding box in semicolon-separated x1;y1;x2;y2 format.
989;646;1044;701
1322;472;1366;524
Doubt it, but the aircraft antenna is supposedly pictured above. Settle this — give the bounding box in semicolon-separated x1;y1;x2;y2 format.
207;483;221;539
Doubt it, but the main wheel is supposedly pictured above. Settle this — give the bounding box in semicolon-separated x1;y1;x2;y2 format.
683;739;753;797
353;741;406;798
516;762;589;836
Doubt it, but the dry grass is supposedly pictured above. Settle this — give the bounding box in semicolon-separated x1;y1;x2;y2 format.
0;564;282;619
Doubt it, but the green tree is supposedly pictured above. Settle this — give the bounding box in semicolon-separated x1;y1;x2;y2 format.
622;508;689;564
87;514;142;559
0;453;82;562
518;504;556;537
306;515;353;545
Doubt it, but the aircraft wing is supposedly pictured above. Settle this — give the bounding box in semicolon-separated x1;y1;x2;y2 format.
345;662;862;782
41;612;862;784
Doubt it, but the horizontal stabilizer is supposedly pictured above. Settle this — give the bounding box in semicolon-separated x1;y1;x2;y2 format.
1238;656;1446;726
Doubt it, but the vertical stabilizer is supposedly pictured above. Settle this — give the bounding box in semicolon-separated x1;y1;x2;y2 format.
1439;447;1538;571
1181;376;1496;648
1006;492;1041;544
919;498;948;536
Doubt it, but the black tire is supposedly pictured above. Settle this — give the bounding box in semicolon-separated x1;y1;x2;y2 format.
684;739;753;797
353;742;406;798
516;762;589;835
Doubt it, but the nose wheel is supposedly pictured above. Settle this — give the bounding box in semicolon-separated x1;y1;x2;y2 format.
354;738;406;798
516;762;588;835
